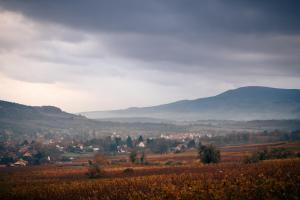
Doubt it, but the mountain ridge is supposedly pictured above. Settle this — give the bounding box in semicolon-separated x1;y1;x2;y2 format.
81;86;300;120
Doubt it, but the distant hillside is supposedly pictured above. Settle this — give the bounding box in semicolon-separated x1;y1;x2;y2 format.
0;100;184;140
81;86;300;120
1;99;299;142
0;100;77;120
0;100;102;139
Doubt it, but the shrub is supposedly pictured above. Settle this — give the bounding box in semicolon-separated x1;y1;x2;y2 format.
129;151;137;163
198;144;220;164
244;154;260;164
268;148;294;159
123;168;134;174
140;151;146;164
244;148;295;164
86;153;107;178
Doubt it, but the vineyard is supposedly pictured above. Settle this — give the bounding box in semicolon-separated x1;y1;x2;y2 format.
0;142;300;200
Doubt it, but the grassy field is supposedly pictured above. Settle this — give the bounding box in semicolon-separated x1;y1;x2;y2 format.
0;141;300;200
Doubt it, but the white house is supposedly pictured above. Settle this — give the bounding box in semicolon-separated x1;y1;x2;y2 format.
138;142;145;148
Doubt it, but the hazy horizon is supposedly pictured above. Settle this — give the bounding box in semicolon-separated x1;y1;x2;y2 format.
1;1;300;113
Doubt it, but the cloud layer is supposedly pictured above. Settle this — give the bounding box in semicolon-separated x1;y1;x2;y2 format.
0;0;300;112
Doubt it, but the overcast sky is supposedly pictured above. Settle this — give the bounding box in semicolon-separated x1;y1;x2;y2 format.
0;0;300;112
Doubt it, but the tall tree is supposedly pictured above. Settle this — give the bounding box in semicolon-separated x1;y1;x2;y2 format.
138;135;143;143
126;136;133;148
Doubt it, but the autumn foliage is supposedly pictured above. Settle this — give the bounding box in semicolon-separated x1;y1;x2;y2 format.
0;158;299;200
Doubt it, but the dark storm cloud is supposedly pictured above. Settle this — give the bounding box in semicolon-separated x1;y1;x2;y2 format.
1;0;300;35
1;0;300;112
1;0;300;77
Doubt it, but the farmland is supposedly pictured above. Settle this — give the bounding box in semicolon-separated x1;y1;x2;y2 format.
0;141;299;200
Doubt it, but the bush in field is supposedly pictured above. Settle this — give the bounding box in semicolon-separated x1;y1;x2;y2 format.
244;148;295;163
140;151;146;164
129;151;147;164
87;153;107;178
123;168;134;174
198;144;220;164
129;150;137;163
268;148;294;158
244;152;262;164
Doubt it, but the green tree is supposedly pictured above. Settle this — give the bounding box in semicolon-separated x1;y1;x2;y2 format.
114;137;122;146
138;135;143;143
187;139;196;148
198;144;220;164
140;151;146;164
126;136;133;148
129;150;137;163
149;139;169;154
157;139;169;154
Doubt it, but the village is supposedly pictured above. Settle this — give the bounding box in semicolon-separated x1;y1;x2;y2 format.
0;131;205;167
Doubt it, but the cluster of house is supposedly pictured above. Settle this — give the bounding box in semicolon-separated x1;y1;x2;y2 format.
8;144;32;167
115;141;146;153
11;159;28;167
6;142;52;167
1;130;204;167
161;132;212;140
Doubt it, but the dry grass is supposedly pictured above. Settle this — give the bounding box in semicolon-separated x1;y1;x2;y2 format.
0;141;300;200
1;159;300;199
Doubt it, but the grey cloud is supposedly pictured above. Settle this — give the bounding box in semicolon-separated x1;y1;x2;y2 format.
100;32;300;77
1;0;300;35
0;0;300;111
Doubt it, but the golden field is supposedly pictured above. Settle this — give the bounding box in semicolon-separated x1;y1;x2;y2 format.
0;142;300;200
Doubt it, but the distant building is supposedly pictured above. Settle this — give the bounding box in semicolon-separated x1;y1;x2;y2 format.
174;144;187;153
56;144;64;151
13;159;28;167
23;152;32;158
138;142;145;148
93;147;100;152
